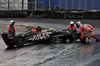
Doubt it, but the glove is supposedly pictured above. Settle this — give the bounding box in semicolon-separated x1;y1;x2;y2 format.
96;39;99;42
66;29;70;31
80;37;84;40
88;39;91;42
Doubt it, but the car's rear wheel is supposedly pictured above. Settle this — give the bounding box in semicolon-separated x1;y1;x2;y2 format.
14;36;25;47
69;30;78;41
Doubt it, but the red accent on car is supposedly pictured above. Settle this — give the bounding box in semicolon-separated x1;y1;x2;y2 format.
32;28;37;33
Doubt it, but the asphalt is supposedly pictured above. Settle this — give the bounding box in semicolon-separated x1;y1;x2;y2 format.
0;18;100;66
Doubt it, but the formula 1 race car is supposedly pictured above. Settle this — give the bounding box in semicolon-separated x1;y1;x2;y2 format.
1;28;80;48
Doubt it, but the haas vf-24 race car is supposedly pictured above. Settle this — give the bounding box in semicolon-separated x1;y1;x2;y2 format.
1;28;79;47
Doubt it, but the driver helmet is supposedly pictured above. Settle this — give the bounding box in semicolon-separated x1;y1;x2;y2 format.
10;20;15;25
49;28;56;32
37;26;41;28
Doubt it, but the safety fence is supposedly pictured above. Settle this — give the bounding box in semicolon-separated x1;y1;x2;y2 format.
0;0;100;19
0;0;100;11
0;0;27;10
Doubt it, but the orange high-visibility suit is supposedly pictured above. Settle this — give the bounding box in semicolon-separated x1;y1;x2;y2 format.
67;25;77;31
80;25;99;40
7;25;15;32
87;25;98;40
80;25;91;40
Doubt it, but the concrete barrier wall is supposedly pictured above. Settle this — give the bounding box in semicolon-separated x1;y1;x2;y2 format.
0;10;100;19
0;11;27;18
43;11;100;19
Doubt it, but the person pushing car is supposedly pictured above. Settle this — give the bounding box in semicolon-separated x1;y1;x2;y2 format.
76;22;99;42
84;24;99;42
67;21;77;31
80;25;92;41
76;21;82;31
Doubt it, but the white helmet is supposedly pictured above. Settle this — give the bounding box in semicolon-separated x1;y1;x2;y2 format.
49;28;56;32
70;21;74;25
10;20;15;24
76;21;81;25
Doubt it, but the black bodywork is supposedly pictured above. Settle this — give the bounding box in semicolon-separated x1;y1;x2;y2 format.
1;29;79;47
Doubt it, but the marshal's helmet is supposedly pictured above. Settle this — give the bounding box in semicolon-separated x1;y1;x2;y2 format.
70;21;74;27
10;20;15;25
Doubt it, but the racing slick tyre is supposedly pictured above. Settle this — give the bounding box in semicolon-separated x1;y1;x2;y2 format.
69;30;78;42
14;36;25;47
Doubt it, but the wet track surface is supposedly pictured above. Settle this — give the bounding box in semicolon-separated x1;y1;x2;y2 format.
0;35;100;66
0;19;100;66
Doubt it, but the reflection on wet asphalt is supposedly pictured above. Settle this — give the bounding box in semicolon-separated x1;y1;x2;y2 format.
0;35;100;66
40;35;100;66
